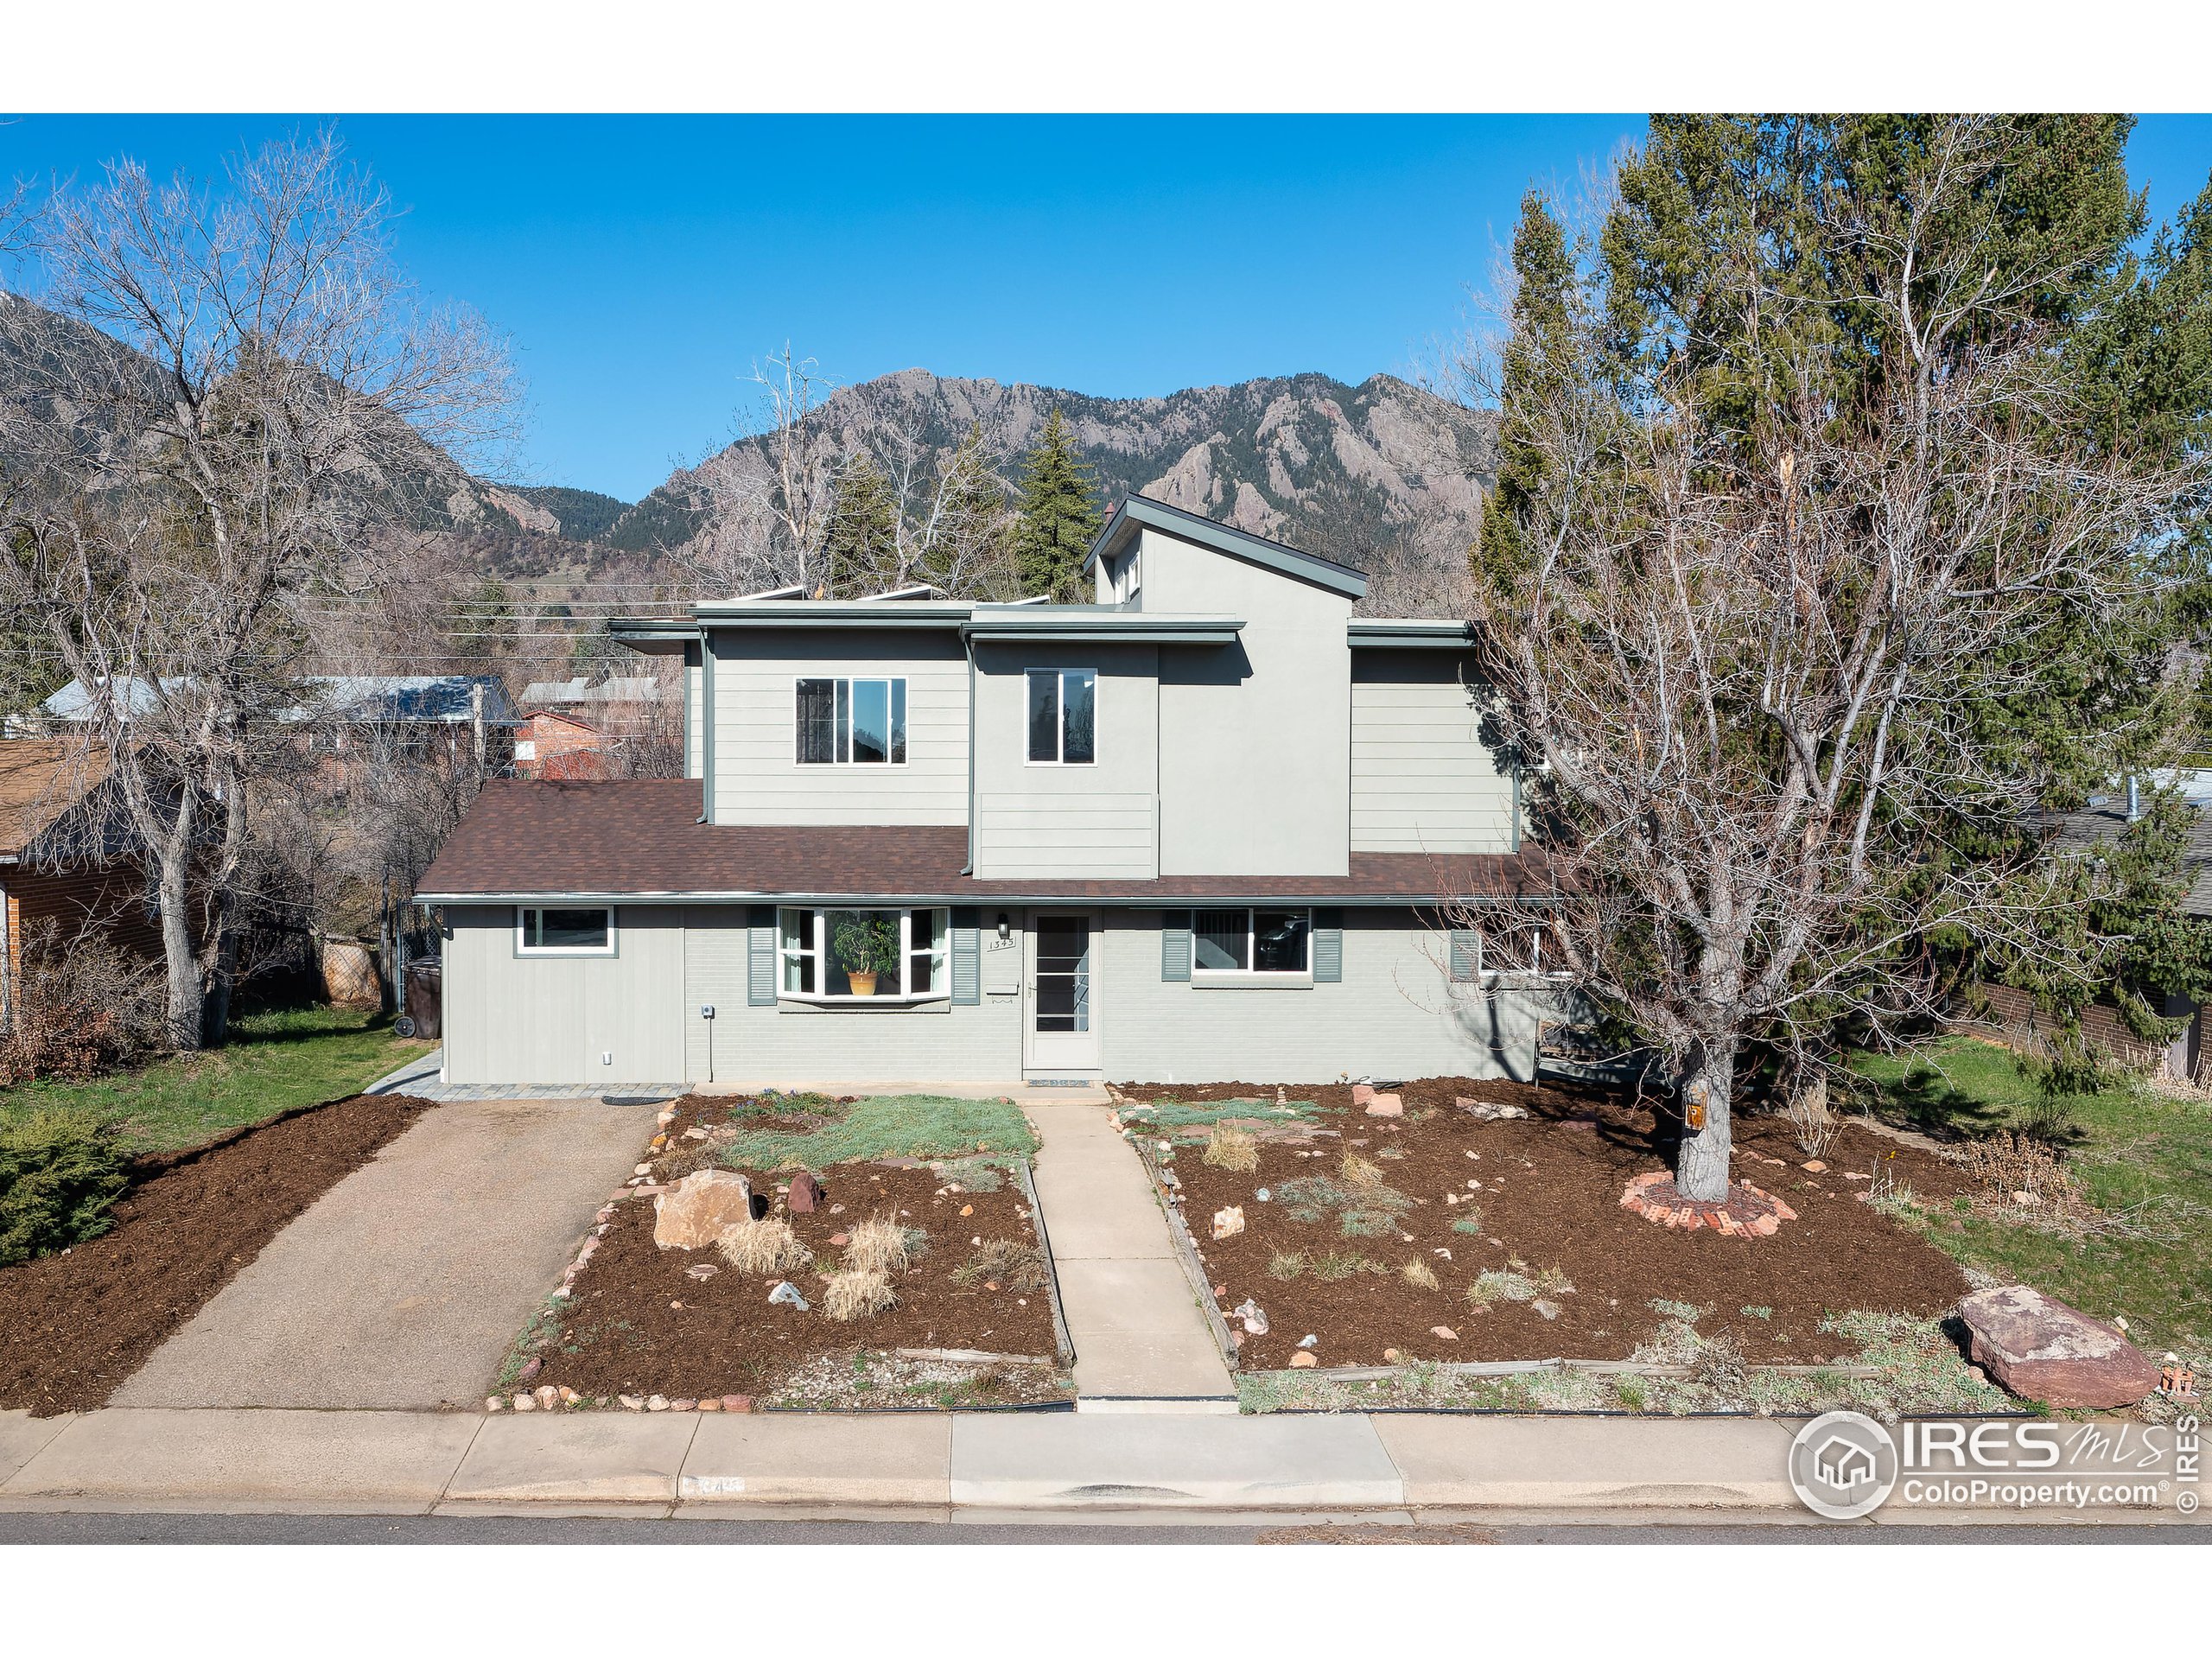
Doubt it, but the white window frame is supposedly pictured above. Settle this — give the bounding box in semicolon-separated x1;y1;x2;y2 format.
1192;906;1313;981
1024;667;1097;767
794;675;909;766
515;905;617;957
776;906;950;1003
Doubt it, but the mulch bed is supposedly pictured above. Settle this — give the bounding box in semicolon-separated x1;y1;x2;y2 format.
1126;1075;1974;1372
524;1095;1065;1407
0;1094;433;1416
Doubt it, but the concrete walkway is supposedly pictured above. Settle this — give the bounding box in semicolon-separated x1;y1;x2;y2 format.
112;1097;662;1411
1023;1096;1236;1409
4;1406;2194;1524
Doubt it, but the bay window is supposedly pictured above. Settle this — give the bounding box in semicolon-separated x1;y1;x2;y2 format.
797;677;907;765
1193;907;1311;976
778;906;948;1000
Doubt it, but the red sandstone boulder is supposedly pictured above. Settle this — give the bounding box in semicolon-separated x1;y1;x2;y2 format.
1958;1285;2159;1409
652;1169;755;1249
788;1170;823;1212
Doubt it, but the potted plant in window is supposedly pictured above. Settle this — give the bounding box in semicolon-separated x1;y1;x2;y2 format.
832;913;899;996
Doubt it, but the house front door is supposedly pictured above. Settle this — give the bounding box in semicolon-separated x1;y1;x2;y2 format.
1024;912;1100;1073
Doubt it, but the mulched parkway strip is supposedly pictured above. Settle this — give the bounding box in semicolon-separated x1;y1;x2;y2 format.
0;1094;433;1416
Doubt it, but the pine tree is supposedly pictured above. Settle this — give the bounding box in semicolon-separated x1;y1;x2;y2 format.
1012;409;1103;601
820;453;899;597
1476;191;1580;597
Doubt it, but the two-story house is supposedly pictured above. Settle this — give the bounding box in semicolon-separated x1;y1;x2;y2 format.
414;496;1551;1087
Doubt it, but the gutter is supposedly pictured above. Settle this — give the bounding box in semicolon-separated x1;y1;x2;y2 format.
414;888;1558;910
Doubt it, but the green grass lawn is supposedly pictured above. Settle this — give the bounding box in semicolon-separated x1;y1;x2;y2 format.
0;1006;431;1155
1850;1035;2212;1358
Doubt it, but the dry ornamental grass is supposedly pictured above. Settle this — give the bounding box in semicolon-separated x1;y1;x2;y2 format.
823;1268;896;1322
843;1212;915;1275
715;1218;812;1276
1204;1124;1260;1172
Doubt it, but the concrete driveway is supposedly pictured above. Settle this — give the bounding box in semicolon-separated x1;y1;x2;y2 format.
113;1097;660;1411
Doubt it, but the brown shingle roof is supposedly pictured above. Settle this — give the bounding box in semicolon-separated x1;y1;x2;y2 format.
0;740;111;859
416;779;1551;905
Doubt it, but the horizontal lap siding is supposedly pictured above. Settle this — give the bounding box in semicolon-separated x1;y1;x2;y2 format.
1351;679;1514;854
1096;908;1543;1084
973;794;1157;878
683;905;1020;1083
711;631;968;826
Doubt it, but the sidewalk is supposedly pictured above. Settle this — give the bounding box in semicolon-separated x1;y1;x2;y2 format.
1022;1096;1236;1410
4;1407;2192;1523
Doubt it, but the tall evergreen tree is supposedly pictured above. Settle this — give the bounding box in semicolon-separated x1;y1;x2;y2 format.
1012;409;1103;601
1477;190;1581;597
820;453;899;597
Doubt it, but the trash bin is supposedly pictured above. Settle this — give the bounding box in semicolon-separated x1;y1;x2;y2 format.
399;957;442;1041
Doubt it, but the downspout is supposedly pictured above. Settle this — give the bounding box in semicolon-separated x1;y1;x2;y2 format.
1510;753;1522;855
961;631;977;874
697;626;716;826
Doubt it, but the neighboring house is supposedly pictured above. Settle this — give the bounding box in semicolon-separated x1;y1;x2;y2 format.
514;709;613;781
1977;769;2212;1082
0;739;164;1026
296;675;522;774
416;496;1552;1087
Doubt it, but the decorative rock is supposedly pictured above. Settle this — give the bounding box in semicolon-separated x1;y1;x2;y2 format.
788;1170;823;1213
646;1394;671;1412
1958;1285;2160;1408
634;1164;653;1177
1212;1205;1246;1241
1296;1333;1319;1349
619;1394;645;1411
671;1398;698;1412
1532;1299;1563;1321
829;1232;850;1247
1364;1093;1404;1118
486;1395;505;1411
959;1204;974;1217
721;1395;753;1414
1802;1160;1827;1173
1352;1083;1376;1106
518;1355;542;1382
768;1280;810;1311
512;1393;536;1411
558;1386;580;1404
697;1396;722;1411
1458;1097;1530;1121
1231;1299;1269;1336
1255;1187;1270;1202
654;1169;757;1250
1383;1348;1401;1363
533;1385;559;1410
684;1262;720;1281
1288;1351;1319;1368
1431;1325;1459;1340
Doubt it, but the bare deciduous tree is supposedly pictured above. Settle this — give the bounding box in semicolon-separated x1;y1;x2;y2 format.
1452;120;2202;1202
0;130;514;1047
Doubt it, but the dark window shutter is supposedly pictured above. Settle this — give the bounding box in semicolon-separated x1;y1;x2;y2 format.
1449;929;1481;982
748;905;778;1006
950;906;981;1004
1312;907;1343;982
1161;910;1192;982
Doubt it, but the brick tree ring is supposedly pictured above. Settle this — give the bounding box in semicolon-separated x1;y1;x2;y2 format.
1620;1170;1798;1237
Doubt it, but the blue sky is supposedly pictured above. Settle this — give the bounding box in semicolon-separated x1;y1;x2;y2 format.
7;114;2211;503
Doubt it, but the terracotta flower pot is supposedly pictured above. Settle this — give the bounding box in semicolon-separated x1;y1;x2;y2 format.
848;971;880;996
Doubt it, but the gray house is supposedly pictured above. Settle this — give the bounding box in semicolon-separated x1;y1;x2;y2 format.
415;496;1554;1087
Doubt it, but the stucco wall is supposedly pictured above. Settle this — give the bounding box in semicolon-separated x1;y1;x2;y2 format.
970;639;1160;878
709;626;968;826
442;903;688;1085
1350;651;1516;854
1141;527;1355;877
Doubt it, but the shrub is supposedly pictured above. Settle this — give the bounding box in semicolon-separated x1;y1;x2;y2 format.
823;1268;896;1322
0;1108;134;1267
1783;1073;1840;1160
715;1218;812;1276
844;1212;916;1275
1203;1124;1259;1172
0;923;166;1085
953;1236;1048;1291
1450;1212;1485;1235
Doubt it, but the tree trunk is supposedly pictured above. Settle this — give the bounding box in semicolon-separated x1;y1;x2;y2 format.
157;833;203;1052
1675;1039;1736;1202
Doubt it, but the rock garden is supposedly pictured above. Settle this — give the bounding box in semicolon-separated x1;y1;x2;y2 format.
0;1092;433;1415
495;1090;1073;1413
1119;1073;2188;1419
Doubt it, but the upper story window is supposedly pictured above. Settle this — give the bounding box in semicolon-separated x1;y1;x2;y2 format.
517;906;615;957
1027;668;1096;766
1194;907;1310;976
797;677;906;766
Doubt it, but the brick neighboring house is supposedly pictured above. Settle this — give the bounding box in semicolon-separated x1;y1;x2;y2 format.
0;739;166;1027
514;709;613;781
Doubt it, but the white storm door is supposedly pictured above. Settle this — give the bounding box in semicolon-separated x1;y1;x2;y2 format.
1024;912;1100;1071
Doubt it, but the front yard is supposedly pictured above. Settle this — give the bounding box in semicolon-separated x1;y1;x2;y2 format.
498;1090;1076;1411
1;1006;429;1154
